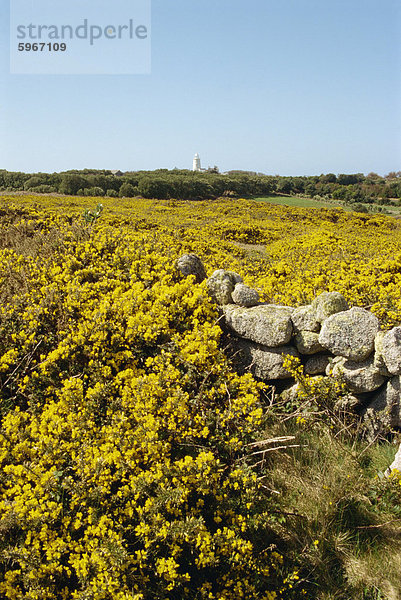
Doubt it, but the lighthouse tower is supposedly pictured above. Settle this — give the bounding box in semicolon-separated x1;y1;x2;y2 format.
193;153;201;172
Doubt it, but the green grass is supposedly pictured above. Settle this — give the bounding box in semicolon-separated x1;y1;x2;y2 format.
264;416;401;599
253;195;401;217
252;195;341;208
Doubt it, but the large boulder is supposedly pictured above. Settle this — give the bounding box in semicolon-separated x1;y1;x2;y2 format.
176;254;207;283
207;269;243;305
280;376;329;402
334;393;361;413
329;355;386;394
280;377;359;413
380;327;401;375
373;331;392;377
318;307;379;361
294;331;324;355
389;444;401;472
280;381;301;403
291;306;320;333
231;283;260;307
312;291;349;323
365;376;401;428
232;339;299;380
304;354;331;375
223;304;293;347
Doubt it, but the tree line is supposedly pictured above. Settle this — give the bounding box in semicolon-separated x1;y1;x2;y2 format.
1;168;400;205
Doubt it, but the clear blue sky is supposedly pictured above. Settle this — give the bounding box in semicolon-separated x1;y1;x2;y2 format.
1;0;400;175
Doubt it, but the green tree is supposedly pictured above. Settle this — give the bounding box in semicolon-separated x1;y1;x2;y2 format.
320;173;337;183
83;187;105;197
276;178;294;194
23;176;47;190
59;174;87;195
337;173;364;186
137;177;171;199
119;183;137;198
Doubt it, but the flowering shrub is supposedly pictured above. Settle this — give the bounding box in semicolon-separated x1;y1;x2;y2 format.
0;201;295;600
2;194;401;598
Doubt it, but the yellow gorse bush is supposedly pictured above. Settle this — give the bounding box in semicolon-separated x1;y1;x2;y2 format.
1;193;401;598
0;198;292;600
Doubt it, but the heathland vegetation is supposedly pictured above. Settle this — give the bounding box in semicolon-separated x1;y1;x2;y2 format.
1;169;401;212
1;193;401;599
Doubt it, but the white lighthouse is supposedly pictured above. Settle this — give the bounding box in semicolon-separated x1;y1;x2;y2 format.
193;153;201;172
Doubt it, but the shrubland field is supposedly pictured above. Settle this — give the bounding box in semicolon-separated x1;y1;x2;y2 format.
1;194;401;600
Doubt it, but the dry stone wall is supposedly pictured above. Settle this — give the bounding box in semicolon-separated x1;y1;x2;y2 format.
176;255;401;431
